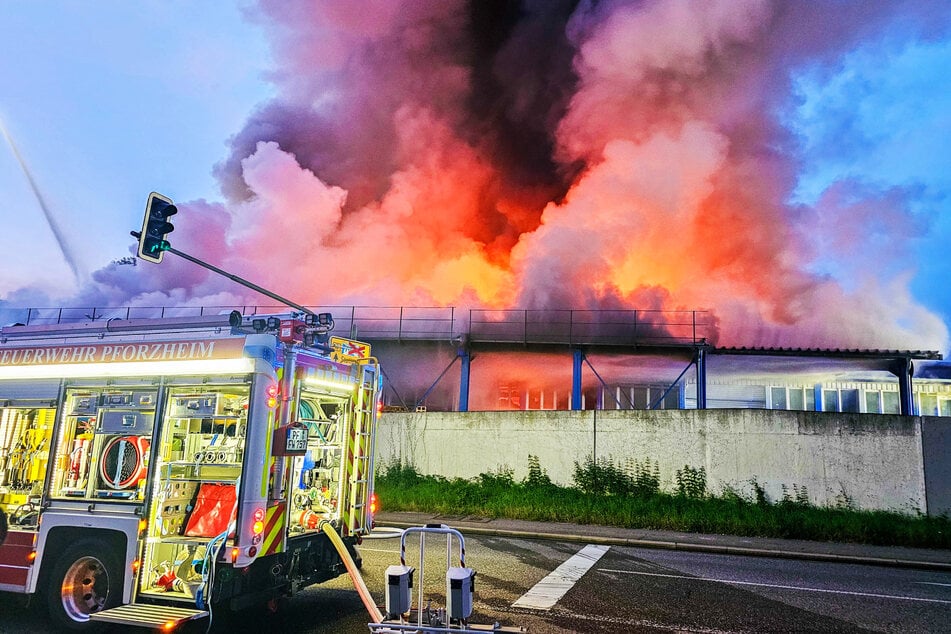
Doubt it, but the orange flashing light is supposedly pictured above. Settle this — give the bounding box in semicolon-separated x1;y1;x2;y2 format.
138;519;148;534
369;492;378;515
132;559;141;572
252;520;265;535
231;547;240;562
164;620;176;630
27;551;37;563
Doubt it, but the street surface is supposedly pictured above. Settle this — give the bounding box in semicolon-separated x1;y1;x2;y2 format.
1;531;949;632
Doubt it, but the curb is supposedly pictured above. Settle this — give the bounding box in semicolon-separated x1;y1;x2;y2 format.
374;520;951;572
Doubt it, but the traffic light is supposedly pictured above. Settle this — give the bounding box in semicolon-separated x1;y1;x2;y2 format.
137;192;177;263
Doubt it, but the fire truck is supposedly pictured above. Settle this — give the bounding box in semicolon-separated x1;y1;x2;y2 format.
0;310;380;629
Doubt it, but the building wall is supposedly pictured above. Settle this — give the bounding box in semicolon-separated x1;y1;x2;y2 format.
376;409;950;516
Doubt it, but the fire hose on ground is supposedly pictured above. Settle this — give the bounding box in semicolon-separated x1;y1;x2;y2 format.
320;520;385;623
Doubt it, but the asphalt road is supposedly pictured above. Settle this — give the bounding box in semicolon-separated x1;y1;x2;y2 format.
1;532;949;633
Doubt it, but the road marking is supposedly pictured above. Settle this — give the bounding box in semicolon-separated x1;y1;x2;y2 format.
917;581;951;587
599;569;951;605
356;547;397;553
513;544;610;610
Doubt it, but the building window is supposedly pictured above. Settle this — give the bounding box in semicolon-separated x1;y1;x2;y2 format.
882;391;900;414
789;388;806;410
865;391;881;414
919;393;939;416
769;387;787;410
822;390;839;412
841;389;860;413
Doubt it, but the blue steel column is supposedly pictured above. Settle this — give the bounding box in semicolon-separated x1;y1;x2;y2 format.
572;349;583;411
458;347;471;412
695;347;707;410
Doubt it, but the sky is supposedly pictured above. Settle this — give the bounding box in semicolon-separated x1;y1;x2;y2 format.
1;1;950;355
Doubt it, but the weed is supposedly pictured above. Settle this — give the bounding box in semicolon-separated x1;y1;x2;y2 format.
477;465;515;488
781;484;810;507
749;477;769;506
525;455;553;488
675;465;707;498
833;485;856;511
573;456;659;497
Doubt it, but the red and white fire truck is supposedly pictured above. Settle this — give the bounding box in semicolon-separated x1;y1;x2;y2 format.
0;311;380;629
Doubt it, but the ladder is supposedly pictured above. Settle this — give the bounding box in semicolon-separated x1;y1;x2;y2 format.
343;366;377;535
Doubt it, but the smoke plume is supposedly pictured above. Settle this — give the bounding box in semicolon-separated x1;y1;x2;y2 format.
21;0;951;352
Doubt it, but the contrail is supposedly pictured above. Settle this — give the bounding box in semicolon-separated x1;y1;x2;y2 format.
0;118;83;282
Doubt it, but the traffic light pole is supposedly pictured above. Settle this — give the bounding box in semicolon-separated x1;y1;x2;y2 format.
130;230;315;316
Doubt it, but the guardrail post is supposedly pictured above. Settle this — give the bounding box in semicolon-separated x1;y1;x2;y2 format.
398;306;403;341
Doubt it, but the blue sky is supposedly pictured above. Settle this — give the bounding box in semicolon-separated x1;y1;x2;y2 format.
0;1;270;295
1;2;950;353
786;35;951;338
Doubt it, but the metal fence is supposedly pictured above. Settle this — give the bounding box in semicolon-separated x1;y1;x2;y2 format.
1;305;712;347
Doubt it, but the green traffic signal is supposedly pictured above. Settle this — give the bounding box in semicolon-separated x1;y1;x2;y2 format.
137;192;177;263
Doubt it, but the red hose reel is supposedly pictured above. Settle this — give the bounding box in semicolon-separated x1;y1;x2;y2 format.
99;435;150;489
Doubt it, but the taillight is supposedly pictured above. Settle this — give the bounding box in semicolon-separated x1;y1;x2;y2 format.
252;507;266;535
266;383;279;408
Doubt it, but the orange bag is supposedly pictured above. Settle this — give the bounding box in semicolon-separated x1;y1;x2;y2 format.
183;483;237;537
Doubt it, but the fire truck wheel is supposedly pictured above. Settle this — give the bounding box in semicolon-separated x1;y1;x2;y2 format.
46;538;121;629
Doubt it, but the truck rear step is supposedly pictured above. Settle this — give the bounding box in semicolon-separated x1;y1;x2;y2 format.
88;603;208;629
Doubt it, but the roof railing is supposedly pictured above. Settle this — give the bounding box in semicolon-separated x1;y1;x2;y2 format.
0;305;713;347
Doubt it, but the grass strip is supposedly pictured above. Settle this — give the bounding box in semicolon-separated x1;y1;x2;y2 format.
374;463;951;550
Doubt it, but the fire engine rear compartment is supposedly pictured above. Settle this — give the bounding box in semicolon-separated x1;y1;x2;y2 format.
139;383;251;603
138;382;355;606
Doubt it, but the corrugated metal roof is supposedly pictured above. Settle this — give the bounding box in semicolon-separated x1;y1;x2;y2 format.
712;346;942;361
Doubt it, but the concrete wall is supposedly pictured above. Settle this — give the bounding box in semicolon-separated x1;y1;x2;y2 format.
376;409;950;515
922;416;951;517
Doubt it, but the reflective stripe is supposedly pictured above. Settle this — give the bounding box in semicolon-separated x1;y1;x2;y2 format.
261;503;286;556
